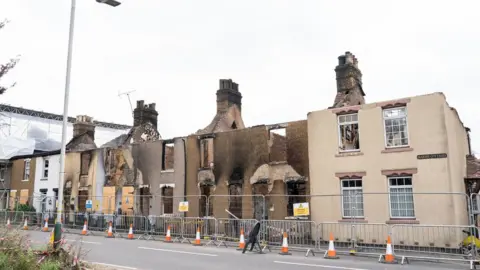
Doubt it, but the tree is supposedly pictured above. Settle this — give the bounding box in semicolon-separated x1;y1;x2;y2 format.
0;19;20;95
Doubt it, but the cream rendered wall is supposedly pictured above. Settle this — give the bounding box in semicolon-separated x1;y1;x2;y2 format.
308;93;469;227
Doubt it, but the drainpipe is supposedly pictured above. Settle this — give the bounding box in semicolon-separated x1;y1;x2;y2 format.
466;127;472;156
182;138;187;202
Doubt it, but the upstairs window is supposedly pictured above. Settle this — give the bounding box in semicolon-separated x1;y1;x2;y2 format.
43;159;49;178
23;159;30;181
338;113;360;152
383;107;409;148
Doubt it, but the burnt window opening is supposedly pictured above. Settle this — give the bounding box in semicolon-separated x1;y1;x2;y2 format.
252;181;268;220
162;142;175;171
231;121;237;129
200;138;214;169
286;181;307;217
78;190;88;212
228;184;243;219
139;187;150;216
199;184;214;217
269;127;287;162
80;152;91;176
161;186;174;214
338;113;360;152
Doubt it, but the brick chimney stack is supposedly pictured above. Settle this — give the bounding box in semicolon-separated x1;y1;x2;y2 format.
216;79;242;113
73;115;95;140
133;100;158;129
332;51;366;108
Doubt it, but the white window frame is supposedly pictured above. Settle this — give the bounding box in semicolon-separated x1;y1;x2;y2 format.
43;158;49;179
0;166;5;182
383;107;409;148
337;113;360;152
340;179;364;218
23;159;31;181
388;176;415;219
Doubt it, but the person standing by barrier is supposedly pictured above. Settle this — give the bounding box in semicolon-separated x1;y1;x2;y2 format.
242;222;261;254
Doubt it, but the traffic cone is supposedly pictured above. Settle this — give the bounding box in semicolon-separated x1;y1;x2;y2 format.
380;236;396;264
192;227;202;246
164;225;172;243
6;218;11;229
106;221;114;238
81;220;88;235
23;218;28;230
324;233;339;259
127;224;134;239
278;231;291;255
237;229;245;250
42;218;49;232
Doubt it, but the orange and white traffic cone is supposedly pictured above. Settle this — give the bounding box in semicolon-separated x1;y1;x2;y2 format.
324;233;339;259
237;228;245;250
192;227;202;246
81;220;88;235
380;236;396;264
164;225;172;243
127;224;134;240
23;218;28;230
278;231;291;255
42;218;49;232
106;221;114;238
6;218;11;229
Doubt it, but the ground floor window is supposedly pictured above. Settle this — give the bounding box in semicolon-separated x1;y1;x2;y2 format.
286;181;307;217
388;176;415;218
341;179;364;218
161;186;174;214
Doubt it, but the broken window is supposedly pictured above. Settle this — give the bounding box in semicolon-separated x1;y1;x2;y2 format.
200;138;214;169
161;186;173;214
199;184;214;217
80;152;91;176
162;142;175;171
252;181;268;220
286;181;307;217
269;127;287;162
23;159;30;180
228;167;244;219
338;113;360;152
383;107;409;148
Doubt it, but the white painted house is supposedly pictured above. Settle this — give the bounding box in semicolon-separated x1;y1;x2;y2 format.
33;153;60;213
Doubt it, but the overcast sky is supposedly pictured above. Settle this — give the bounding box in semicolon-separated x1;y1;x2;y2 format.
0;1;479;153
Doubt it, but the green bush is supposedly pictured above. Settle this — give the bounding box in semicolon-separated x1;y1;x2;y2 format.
14;203;36;212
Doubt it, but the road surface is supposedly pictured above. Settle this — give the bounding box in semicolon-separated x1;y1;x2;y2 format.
24;230;472;270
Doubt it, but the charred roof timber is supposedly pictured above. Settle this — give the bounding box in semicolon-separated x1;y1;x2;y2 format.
198;133;216;140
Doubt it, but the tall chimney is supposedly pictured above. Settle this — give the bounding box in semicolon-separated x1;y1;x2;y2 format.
332;51;365;108
73;115;95;140
133;100;158;129
216;79;242;113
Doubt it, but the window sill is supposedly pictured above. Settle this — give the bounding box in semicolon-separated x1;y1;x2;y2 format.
339;218;368;223
40;178;48;181
160;169;175;173
386;219;419;224
335;152;364;158
21;180;29;182
381;147;413;154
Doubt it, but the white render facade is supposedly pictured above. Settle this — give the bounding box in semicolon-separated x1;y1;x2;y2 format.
33;154;60;213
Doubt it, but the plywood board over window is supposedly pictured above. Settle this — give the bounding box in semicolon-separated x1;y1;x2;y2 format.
19;189;29;204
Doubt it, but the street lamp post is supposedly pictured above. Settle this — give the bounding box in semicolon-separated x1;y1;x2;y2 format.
56;0;121;231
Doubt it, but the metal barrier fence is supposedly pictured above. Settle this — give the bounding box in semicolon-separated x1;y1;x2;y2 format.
1;209;480;266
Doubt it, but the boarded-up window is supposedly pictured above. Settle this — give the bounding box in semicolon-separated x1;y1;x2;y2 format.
81;152;91;176
19;189;29;205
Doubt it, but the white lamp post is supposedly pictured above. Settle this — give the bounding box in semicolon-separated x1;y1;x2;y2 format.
56;0;122;225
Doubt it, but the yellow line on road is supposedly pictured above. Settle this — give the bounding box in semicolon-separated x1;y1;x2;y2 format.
273;261;370;270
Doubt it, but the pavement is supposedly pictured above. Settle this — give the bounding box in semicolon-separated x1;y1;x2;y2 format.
23;230;473;270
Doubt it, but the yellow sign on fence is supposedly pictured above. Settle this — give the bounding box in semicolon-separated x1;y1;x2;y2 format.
293;202;310;216
178;201;189;212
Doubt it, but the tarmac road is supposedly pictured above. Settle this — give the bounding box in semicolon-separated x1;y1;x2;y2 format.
24;230;473;270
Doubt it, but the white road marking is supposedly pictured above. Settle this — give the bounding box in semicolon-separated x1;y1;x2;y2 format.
273;261;370;270
64;239;101;245
138;246;219;257
89;262;137;270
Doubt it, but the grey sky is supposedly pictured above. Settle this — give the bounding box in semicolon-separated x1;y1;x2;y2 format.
1;1;479;153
